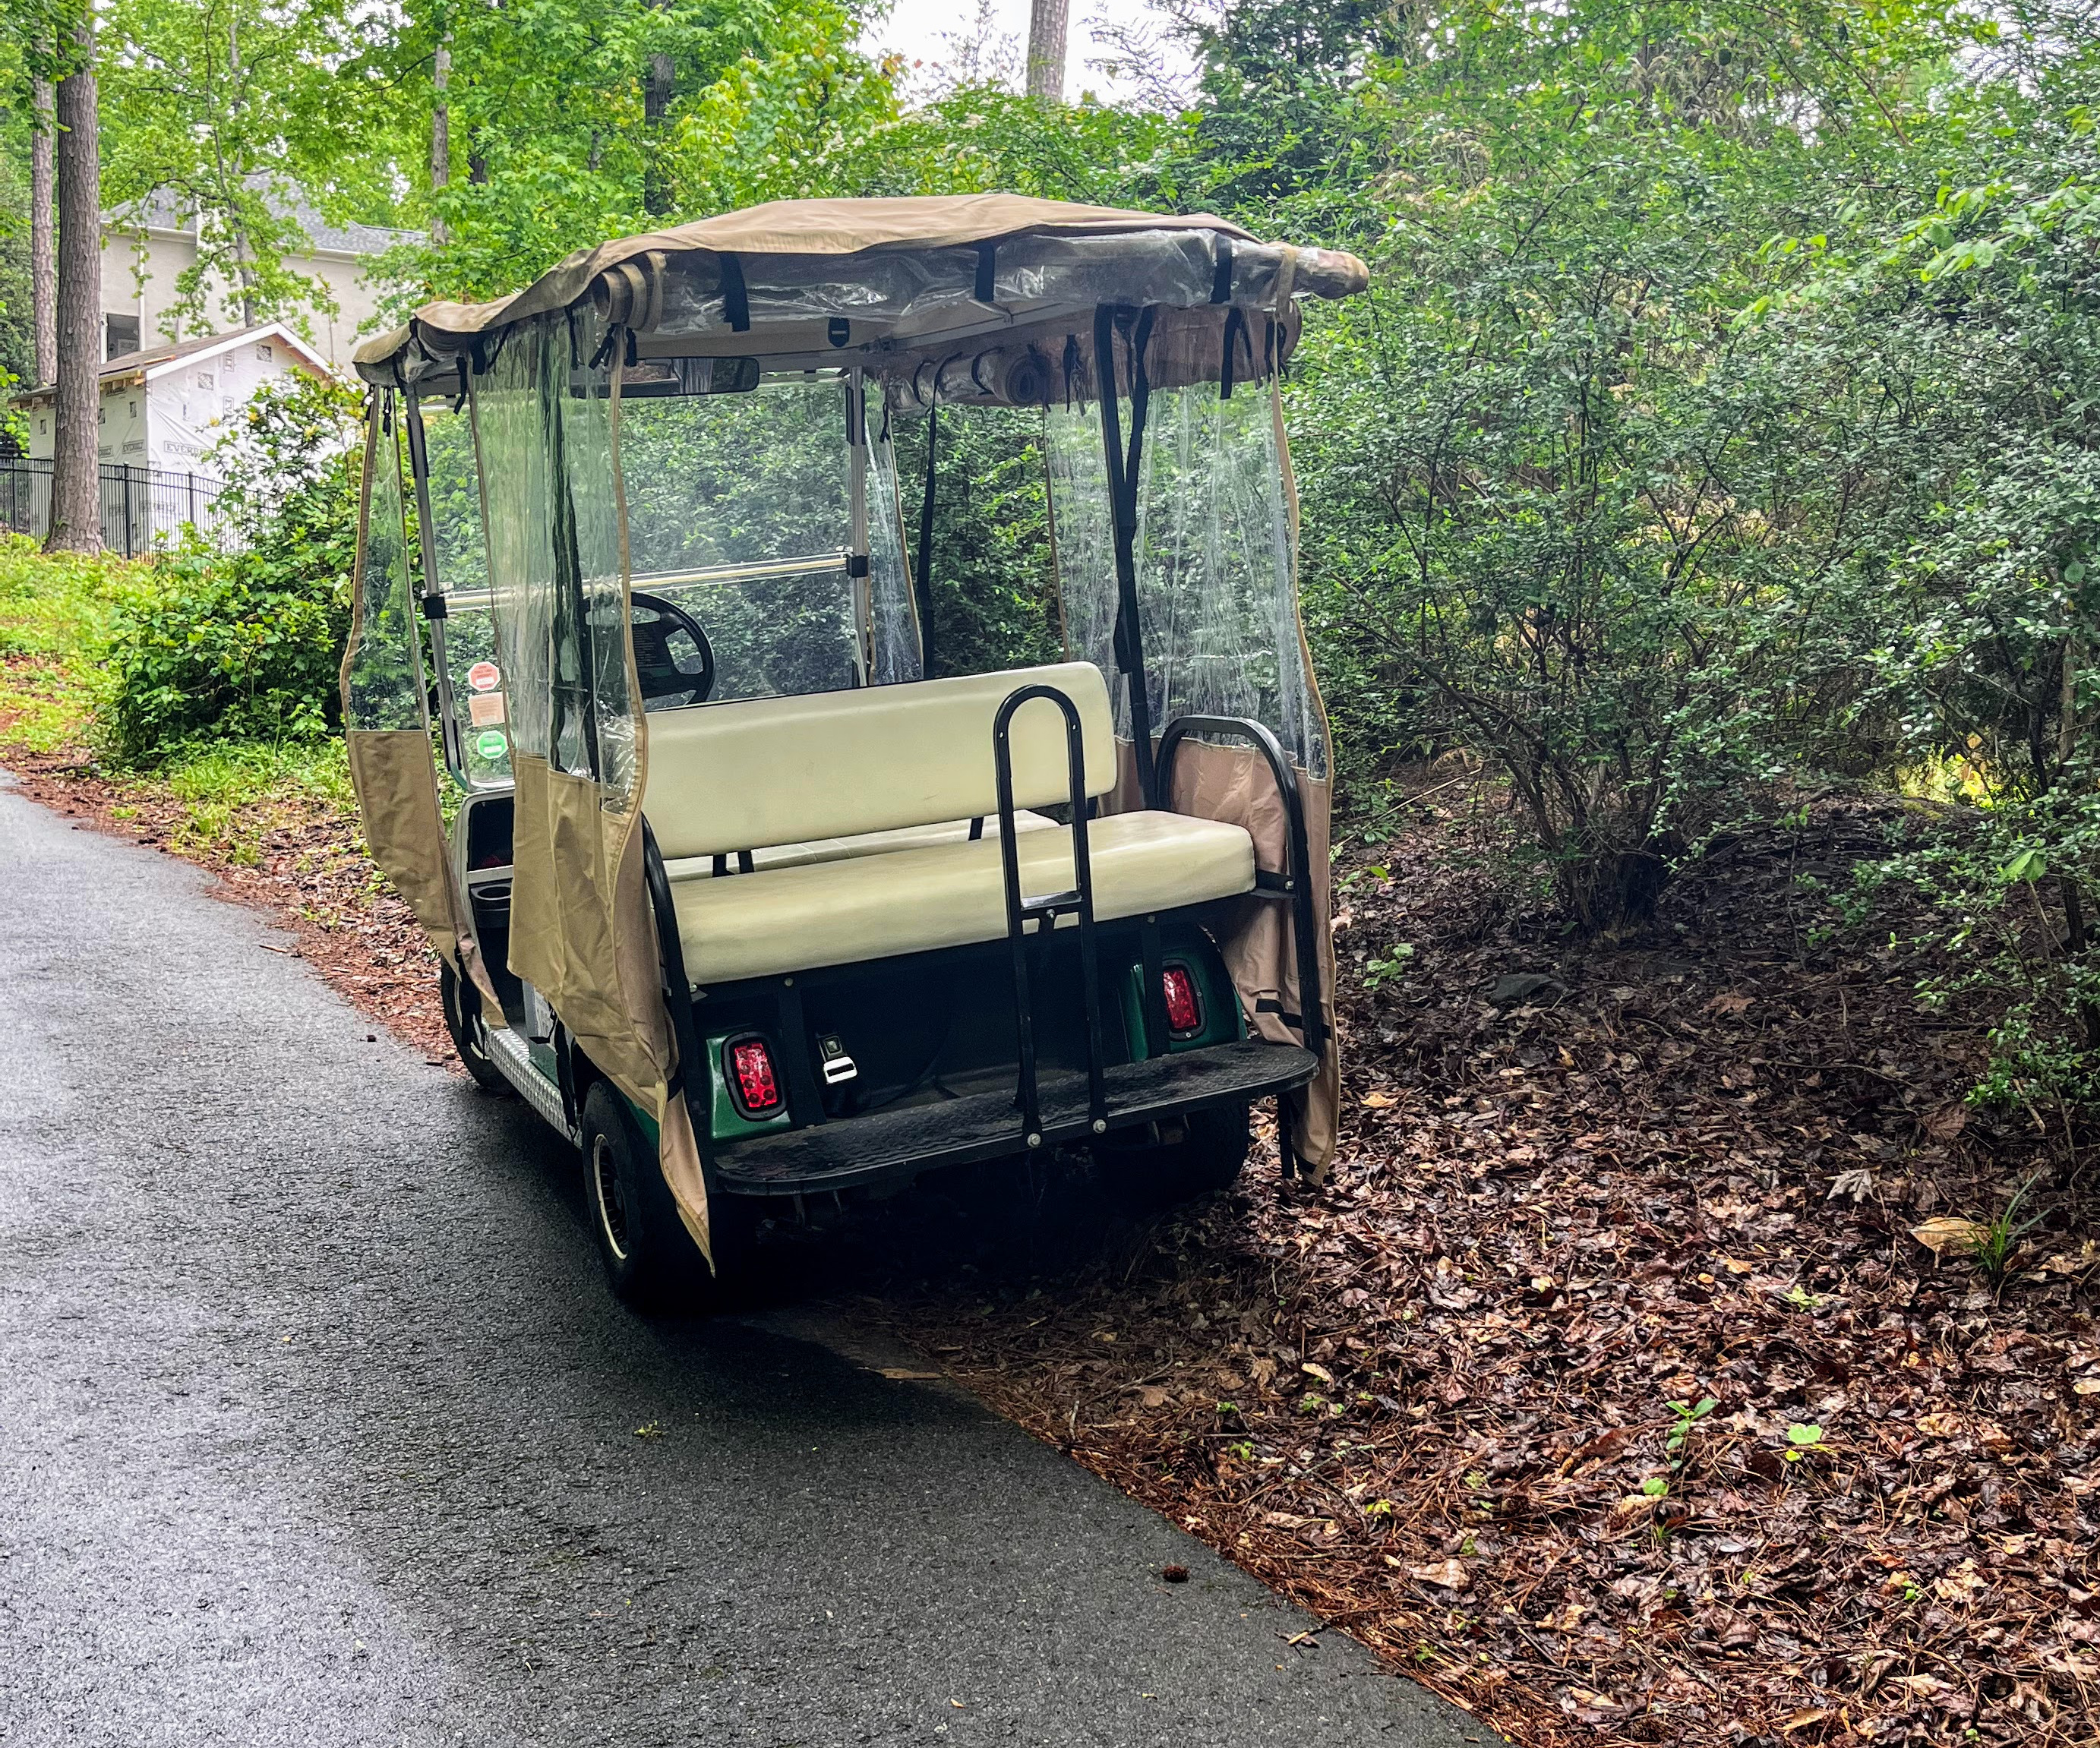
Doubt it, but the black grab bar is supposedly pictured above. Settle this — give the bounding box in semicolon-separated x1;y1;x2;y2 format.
1155;715;1326;1059
993;684;1109;1147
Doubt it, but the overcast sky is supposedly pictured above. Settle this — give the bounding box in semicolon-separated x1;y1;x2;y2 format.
856;0;1197;107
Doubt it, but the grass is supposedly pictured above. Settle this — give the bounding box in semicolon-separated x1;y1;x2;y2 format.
1969;1174;2048;1289
0;535;356;866
158;739;355;863
0;533;163;756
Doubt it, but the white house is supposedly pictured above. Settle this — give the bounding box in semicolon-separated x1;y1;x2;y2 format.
16;323;333;472
102;189;411;373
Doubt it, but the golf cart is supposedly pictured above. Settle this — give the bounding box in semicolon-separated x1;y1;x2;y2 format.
342;196;1363;1305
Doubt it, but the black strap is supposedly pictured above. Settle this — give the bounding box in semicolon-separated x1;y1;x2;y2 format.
975;242;996;304
1221;306;1246;400
914;394;939;677
450;359;468;413
1094;303;1158;809
720;252;750;333
1209;238;1233;304
1061;333;1083;409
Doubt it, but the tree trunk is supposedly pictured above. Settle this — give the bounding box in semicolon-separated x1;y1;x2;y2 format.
30;77;56;388
47;21;101;556
643;50;674;216
1026;0;1069;101
2057;633;2100;1049
227;10;257;327
430;33;451;245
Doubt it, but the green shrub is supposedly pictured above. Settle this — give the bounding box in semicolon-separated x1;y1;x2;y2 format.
101;374;361;765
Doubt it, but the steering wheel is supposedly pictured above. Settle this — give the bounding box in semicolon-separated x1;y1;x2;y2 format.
630;590;715;711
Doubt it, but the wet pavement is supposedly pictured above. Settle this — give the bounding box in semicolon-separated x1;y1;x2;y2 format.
0;778;1500;1747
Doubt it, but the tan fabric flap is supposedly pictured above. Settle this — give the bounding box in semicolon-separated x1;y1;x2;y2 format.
1167;739;1341;1172
347;729;460;967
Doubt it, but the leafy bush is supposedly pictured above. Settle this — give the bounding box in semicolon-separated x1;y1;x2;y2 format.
101;374;362;764
892;405;1063;680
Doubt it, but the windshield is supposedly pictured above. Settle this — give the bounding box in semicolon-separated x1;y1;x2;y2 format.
621;371;870;705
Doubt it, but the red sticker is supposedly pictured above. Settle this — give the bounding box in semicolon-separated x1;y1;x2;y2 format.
466;661;501;692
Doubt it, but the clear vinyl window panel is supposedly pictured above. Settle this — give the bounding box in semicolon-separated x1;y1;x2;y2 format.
472;314;636;802
1044;385;1325;780
415;397;510;788
618;372;870;703
344;409;428;734
419;400;488;596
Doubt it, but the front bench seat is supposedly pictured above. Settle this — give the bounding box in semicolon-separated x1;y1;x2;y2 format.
642;661;1258;985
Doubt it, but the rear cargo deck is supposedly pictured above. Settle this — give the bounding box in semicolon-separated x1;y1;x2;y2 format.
713;1038;1317;1194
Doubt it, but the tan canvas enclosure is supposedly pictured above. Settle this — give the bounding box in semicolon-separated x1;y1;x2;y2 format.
347;194;1366;1253
339;410;496;1007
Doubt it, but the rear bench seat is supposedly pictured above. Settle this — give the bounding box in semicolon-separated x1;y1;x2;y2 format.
643;661;1255;985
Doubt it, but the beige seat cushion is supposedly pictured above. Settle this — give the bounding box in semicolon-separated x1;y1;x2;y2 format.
662;811;1056;882
671;809;1255;984
644;661;1115;862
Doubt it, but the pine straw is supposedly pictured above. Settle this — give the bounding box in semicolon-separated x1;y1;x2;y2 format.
866;791;2100;1747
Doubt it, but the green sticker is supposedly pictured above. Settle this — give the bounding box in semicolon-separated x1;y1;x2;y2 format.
475;730;508;760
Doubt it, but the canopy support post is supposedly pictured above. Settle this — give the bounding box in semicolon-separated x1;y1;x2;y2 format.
542;330;601;780
847;368;872;686
914;392;939;677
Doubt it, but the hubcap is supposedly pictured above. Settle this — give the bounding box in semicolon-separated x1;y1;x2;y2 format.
592;1134;631;1262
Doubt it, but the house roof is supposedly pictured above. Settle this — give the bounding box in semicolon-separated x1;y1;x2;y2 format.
106;185;413;260
13;322;333;403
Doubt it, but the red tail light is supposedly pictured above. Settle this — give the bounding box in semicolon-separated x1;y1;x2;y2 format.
726;1036;782;1116
1161;964;1202;1036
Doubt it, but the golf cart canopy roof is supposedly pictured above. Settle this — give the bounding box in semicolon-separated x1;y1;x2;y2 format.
352;194;1369;399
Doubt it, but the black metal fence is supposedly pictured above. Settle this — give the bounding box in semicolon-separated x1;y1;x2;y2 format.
0;459;240;557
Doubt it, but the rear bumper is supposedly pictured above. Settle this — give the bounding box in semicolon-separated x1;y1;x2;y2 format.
712;1036;1316;1197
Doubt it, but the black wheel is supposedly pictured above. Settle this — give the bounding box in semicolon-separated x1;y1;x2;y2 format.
580;1081;750;1310
439;960;509;1094
1104;1100;1252;1209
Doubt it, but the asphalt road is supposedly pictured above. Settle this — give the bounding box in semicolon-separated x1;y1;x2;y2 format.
0;777;1502;1748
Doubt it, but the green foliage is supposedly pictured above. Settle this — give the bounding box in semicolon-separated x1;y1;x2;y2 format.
0;535;162;754
1666;1397;1718;1462
101;374;361;762
97;0;368;338
1248;0;1975;927
892;405;1063;680
1963;1177;2048;1288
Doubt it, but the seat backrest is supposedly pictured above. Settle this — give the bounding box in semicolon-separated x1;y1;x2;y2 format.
643;661;1116;860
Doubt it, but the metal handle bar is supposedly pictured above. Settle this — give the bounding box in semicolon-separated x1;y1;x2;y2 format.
1154;715;1326;1057
993;684;1108;1145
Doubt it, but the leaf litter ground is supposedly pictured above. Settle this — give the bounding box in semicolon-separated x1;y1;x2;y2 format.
850;787;2100;1747
11;720;2098;1746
